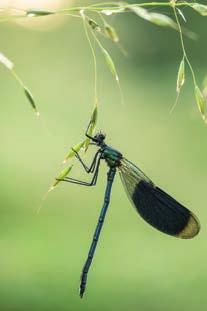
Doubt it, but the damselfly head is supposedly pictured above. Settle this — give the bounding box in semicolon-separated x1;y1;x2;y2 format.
93;131;106;145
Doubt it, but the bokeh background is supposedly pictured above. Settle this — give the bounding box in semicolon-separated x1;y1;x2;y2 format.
1;0;207;310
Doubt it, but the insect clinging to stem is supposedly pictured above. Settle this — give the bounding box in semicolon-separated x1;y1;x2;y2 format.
58;124;200;298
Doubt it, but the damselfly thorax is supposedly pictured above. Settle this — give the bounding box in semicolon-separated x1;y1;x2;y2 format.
101;145;123;168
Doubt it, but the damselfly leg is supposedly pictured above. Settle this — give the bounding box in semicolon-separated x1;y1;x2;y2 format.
72;149;100;173
58;153;101;187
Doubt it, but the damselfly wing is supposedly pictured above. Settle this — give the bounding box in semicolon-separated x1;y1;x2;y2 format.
119;158;200;238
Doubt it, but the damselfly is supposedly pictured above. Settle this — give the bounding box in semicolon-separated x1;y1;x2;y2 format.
59;129;200;298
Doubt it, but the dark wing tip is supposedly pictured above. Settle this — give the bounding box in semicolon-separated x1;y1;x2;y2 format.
119;160;201;239
176;213;200;239
131;180;200;239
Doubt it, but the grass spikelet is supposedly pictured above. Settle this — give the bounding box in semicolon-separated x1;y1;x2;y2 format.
104;23;119;43
195;85;205;119
102;48;119;81
0;52;39;116
190;3;207;16
50;165;73;191
176;58;185;94
129;6;176;29
129;6;151;21
87;18;101;32
170;58;185;114
202;76;207;99
177;8;186;23
0;52;14;70
84;104;98;151
149;13;176;29
24;87;39;116
26;8;55;17
63;141;85;163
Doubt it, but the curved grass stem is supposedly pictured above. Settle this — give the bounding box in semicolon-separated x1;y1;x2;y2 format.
172;4;197;87
0;2;197;19
81;12;98;106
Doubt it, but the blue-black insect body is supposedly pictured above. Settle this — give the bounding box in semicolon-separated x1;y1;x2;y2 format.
59;130;200;298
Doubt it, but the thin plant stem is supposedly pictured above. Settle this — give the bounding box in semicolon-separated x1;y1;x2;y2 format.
81;12;98;106
172;3;197;87
0;2;200;22
47;2;197;15
87;20;124;106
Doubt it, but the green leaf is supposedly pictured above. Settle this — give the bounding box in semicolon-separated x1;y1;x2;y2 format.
190;3;207;16
27;8;55;16
51;165;73;189
176;59;185;93
104;23;119;43
102;48;119;81
64;141;85;163
24;87;39;116
195;85;205;118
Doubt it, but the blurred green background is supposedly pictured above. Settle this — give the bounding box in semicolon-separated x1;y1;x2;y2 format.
1;1;207;310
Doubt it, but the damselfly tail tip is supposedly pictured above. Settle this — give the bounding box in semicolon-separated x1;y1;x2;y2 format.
79;287;85;299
